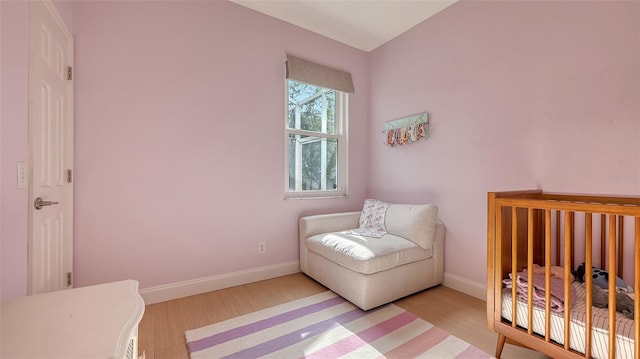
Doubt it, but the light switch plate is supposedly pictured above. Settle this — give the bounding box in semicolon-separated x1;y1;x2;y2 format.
17;162;26;189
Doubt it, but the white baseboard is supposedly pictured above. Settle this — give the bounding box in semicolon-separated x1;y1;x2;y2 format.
442;272;487;301
139;261;301;304
139;265;486;305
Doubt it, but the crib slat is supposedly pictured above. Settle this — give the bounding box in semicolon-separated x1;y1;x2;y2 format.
556;210;561;267
564;211;572;350
608;214;617;359
634;216;640;359
600;213;606;268
544;209;552;342
618;216;624;278
585;213;593;359
512;207;518;329
527;208;534;335
487;193;496;330
494;204;503;324
570;212;575;272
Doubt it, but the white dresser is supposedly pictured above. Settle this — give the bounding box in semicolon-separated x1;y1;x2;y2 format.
1;280;145;359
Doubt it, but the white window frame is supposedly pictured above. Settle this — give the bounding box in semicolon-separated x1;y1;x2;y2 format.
284;81;348;199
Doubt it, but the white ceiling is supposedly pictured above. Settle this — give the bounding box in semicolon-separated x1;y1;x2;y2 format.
230;0;458;52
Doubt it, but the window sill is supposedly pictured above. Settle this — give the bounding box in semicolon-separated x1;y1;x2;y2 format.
285;190;348;200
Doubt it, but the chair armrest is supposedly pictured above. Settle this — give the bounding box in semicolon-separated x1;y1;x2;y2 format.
299;211;361;240
299;212;360;273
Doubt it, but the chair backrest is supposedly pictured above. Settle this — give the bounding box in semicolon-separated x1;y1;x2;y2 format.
385;204;438;249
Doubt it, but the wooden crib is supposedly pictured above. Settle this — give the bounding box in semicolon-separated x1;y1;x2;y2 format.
487;190;640;359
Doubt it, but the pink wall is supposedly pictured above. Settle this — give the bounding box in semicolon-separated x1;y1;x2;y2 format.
71;1;370;289
369;0;640;285
1;0;2;302
1;1;30;301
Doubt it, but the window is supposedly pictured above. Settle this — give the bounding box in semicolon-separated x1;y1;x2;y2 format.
284;54;354;199
285;80;348;198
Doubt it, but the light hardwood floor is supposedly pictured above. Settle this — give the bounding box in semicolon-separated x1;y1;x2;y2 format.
138;273;548;359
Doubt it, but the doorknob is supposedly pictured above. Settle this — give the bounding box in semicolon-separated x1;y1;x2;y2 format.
34;197;59;210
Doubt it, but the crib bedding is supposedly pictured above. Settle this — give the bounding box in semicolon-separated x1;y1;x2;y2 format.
501;282;634;359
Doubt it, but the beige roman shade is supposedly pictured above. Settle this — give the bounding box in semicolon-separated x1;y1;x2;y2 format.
285;54;355;94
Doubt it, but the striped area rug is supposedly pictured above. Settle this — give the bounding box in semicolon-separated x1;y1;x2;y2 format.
185;291;494;359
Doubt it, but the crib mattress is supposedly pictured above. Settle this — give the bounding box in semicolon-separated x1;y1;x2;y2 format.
501;282;634;359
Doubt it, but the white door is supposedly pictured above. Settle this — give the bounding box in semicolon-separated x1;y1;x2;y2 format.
28;0;74;295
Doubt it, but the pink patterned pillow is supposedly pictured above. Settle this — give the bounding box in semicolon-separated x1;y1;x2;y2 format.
353;199;389;238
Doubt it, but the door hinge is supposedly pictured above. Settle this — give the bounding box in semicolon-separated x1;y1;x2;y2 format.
67;169;73;183
67;66;73;80
67;272;73;287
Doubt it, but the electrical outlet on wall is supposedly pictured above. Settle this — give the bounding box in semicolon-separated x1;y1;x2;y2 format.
258;241;266;254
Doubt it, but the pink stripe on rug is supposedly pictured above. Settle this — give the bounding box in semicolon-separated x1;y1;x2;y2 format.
304;311;417;359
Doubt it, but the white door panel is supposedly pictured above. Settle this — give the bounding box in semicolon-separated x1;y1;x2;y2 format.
28;0;73;295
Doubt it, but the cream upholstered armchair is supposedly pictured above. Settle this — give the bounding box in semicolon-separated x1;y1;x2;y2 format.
299;200;445;310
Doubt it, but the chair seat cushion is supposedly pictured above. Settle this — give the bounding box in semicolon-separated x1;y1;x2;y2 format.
305;231;432;275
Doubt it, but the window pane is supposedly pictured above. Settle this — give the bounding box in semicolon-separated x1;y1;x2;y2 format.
326;91;336;134
288;134;338;191
287;80;336;135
